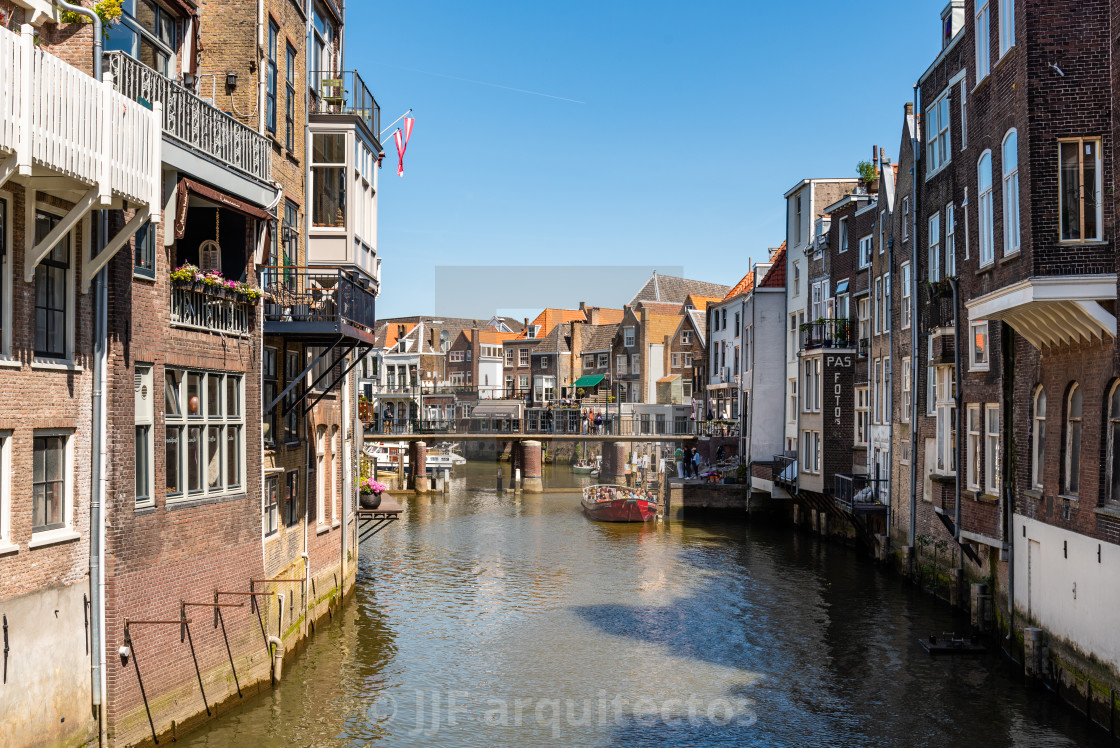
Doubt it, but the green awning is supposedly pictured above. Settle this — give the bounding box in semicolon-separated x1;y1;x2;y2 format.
571;374;605;388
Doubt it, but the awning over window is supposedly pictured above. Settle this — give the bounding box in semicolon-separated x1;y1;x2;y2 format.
834;279;850;294
470;403;522;419
571;374;605;388
174;177;273;239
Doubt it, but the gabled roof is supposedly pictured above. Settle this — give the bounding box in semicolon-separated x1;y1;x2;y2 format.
687;309;707;345
593;308;625;324
684;294;723;311
478;330;520;344
628;272;732;306
633;300;685;315
376;321;418;349
518;308;586;339
759;247;787;288
644;313;685;346
580;323;619;353
534;324;572;354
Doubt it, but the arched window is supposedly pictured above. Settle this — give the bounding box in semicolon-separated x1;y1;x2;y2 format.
1108;382;1120;504
1065;383;1082;495
1003;130;1019;255
1032;387;1046;490
978;151;994;266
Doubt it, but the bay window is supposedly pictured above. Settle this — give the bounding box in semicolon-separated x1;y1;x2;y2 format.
1059;138;1102;243
312;134;347;228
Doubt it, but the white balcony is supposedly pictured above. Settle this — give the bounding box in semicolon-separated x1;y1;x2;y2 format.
966;275;1117;350
0;24;161;212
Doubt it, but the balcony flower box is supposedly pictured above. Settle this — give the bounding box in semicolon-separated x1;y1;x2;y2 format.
170;264;263;304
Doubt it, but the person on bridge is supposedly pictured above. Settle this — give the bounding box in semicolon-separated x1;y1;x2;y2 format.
692;449;701;477
383;404;394;434
675;446;684;478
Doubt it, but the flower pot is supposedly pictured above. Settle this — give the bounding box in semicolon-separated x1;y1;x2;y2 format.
360;491;383;510
866;179;880;194
264;302;283;319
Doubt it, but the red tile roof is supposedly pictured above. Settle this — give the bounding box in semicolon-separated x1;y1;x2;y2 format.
758;244;787;288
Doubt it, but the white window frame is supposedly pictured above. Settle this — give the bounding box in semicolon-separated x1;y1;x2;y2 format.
1058;137;1103;244
901;200;909;242
855;387;869;445
985;404;1000;494
671;352;681;369
164;369;246;503
967;403;982;491
792;262;800;296
927;365;937;416
838;217;849;253
873;358;882;424
873;277;882;334
30;430;75;546
901;262;912;329
617;356;626;376
623;326;636;347
901;357;912;422
976;0;991;82
1003;129;1020;255
316;425;327;526
583;355;594;370
926;91;951;175
998;0;1015;57
1033;386;1046;490
858;235;872;269
960;81;968;150
883;272;891;333
858;298;870;343
0;192;10;359
978;150;994;266
928;212;941;282
945;203;956;276
681;330;693;346
789;378;798;423
0;432;11;553
1108;383;1120;504
970;321;990;371
32;205;76;364
935;365;957;474
631;354;640;375
519;349;529;367
597;352;608;368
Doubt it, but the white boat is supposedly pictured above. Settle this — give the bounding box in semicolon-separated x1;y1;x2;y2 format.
364;442;466;472
572;458;597;474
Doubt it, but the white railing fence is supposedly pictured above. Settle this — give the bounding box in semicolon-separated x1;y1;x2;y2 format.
0;23;160;213
170;285;253;337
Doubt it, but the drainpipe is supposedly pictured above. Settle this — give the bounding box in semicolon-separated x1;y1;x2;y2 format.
1001;321;1016;655
909;84;920;547
55;0;106;732
887;225;894;516
952;277;962;542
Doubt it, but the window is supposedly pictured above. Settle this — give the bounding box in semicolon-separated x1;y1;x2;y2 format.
539;356;549;371
1065;384;1082;495
597;353;608;368
873;277;882;334
631;354;640;375
883;272;892;330
1059;138;1102;243
684;353;693;367
985;404;1000;493
617;356;626;376
266;19;278;133
33;210;71;360
285;43;297;151
135;365;154;505
312;133;346;228
856;387;869;445
800;430;820;474
1108;383;1120;504
792;262;800;296
671;352;681;369
0;432;8;547
104;0;180;78
970;321;989;370
1002;130;1020;254
811;282;823;321
734;312;740;337
901;201;909;242
944;203;956;277
134;220;155;278
927;365;937;416
263;348;278;446
165;370;244;499
858;235;872;269
858;298;870;343
936;366;957;474
315;427;326;525
978;151;994;266
976;0;991;81
928;212;941;282
1033;387;1046;490
584;355;594;370
901;262;912;329
449;351;465;363
519;349;529;367
721;309;727;330
32;434;68;533
901;357;912;421
283;470;300;527
998;0;1015;55
794;195;802;245
789;379;797;422
505;348;514;366
967;404;982;491
873;359;882;423
960;82;968;150
801;358;820;413
518;374;529;391
926;91;951;173
838;217;849;253
264;474;279;537
681;330;693;346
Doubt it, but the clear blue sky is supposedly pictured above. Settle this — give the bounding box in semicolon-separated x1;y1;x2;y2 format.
348;1;942;320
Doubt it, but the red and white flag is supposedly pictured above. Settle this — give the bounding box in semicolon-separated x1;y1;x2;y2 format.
395;117;415;177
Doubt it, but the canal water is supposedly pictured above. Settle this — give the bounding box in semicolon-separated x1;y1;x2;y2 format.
183;462;1110;747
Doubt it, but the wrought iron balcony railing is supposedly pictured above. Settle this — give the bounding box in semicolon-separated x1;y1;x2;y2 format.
170;284;254;337
772;453;797;486
262;266;377;338
310;70;381;146
105;51;272;184
800;318;857;350
922;281;956;330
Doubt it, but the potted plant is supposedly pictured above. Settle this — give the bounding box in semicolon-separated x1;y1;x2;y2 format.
736;462;748;484
857;160;880;193
359;477;388;509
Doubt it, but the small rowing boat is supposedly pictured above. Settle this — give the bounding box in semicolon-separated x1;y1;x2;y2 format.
581;484;658;522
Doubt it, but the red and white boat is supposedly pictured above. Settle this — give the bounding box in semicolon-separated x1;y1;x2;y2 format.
581;484;658;522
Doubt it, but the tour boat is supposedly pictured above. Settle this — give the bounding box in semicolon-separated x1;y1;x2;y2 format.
364;442;466;472
581;484;658;522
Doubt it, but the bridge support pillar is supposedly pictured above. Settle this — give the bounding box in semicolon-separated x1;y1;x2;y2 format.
520;440;543;493
409;441;428;492
601;442;629;484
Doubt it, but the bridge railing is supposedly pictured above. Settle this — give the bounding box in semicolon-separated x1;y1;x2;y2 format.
365;413;701;437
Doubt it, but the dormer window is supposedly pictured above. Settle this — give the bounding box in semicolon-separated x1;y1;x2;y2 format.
526;325;540;339
105;0;182;78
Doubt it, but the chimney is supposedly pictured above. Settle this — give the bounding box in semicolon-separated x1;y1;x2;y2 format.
588;307;601;326
905;101;914;115
579;301;587;313
941;0;964;49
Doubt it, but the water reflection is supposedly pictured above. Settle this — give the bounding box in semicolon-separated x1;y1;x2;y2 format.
183;462;1111;747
